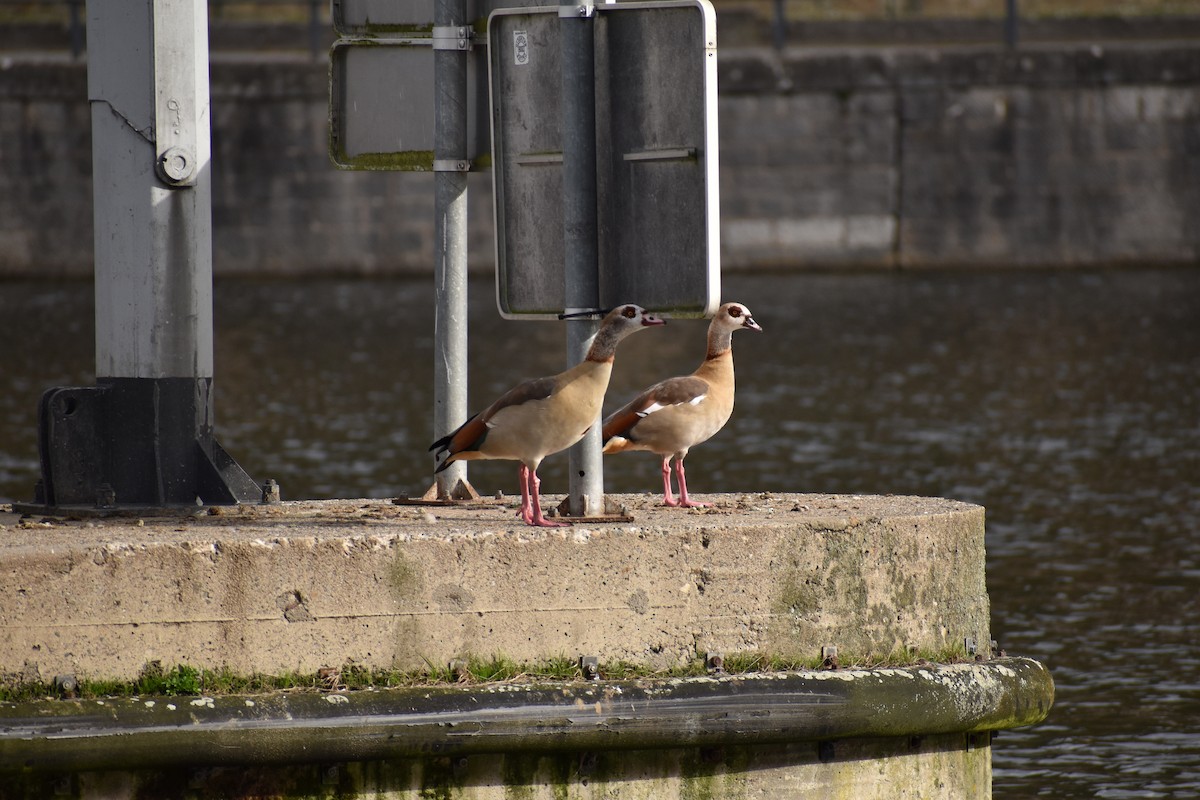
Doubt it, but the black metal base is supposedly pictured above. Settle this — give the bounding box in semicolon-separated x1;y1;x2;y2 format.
31;377;260;509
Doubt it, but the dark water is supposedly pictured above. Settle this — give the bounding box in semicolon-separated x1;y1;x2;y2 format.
2;270;1199;798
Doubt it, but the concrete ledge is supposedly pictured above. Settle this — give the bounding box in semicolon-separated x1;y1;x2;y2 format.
1;494;988;682
0;659;1052;774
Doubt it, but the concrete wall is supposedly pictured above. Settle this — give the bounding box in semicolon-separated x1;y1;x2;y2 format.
719;43;1200;269
0;494;987;682
1;492;1014;798
2;38;1197;276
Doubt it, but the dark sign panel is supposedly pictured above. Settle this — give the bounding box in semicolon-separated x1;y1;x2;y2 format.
489;1;719;318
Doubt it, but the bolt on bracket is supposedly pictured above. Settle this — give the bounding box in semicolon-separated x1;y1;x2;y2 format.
261;479;281;504
431;25;473;51
152;0;201;187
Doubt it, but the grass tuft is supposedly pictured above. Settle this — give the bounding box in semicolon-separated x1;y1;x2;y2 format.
0;644;980;704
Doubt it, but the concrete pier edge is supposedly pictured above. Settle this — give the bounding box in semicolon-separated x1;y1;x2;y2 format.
2;493;992;681
0;492;1044;797
0;658;1053;775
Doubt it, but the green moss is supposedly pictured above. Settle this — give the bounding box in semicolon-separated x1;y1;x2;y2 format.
0;645;980;703
135;662;201;695
331;149;437;172
389;550;423;598
775;569;820;618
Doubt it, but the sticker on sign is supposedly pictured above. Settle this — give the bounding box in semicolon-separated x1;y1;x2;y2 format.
513;30;529;65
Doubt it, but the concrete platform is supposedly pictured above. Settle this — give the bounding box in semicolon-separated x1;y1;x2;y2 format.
0;493;989;683
1;659;1054;799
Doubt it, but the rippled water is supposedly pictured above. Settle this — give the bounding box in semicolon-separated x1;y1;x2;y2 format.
2;270;1198;798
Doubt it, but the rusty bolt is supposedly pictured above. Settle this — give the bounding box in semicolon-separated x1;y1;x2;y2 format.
54;674;78;697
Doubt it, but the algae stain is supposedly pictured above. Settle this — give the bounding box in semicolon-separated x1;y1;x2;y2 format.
776;569;820;618
681;775;716;800
500;753;537;799
822;538;868;609
389;550;423;603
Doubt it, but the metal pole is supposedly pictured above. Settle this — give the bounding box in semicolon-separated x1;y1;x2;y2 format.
25;0;263;510
92;0;212;382
561;2;604;517
771;0;787;52
432;0;472;500
1004;0;1019;49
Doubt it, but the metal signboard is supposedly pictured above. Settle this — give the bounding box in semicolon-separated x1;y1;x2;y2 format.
328;39;487;170
329;39;489;171
331;0;439;35
331;0;552;34
328;0;495;171
489;0;719;319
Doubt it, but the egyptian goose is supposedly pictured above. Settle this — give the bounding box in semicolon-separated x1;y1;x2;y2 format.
602;302;762;507
430;304;665;527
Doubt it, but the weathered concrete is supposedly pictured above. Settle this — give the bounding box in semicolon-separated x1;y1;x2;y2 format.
0;493;989;682
0;660;1052;771
0;660;1054;798
5;734;994;800
2;35;1198;276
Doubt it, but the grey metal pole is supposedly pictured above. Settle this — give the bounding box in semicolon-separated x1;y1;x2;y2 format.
92;0;212;382
24;0;263;510
561;2;604;518
432;0;472;500
1005;0;1019;49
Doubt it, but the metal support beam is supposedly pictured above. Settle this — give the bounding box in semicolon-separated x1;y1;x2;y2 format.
431;0;475;500
28;0;258;510
560;2;604;518
1004;0;1020;49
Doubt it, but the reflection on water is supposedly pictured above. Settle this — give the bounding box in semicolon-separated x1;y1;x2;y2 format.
2;270;1199;798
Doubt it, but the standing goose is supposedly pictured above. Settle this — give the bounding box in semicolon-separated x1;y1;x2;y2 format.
430;304;665;527
602;302;762;508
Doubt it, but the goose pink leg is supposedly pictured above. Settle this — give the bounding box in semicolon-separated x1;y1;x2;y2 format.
519;463;568;527
518;464;535;524
661;456;680;506
674;458;712;508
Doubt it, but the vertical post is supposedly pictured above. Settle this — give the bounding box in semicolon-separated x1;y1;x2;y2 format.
561;2;604;517
32;0;259;509
92;0;211;382
432;0;473;500
771;0;787;52
1004;0;1019;49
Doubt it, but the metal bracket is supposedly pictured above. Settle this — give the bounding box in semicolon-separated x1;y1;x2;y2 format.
623;147;697;163
514;152;564;167
152;0;201;187
559;3;596;18
432;159;472;173
559;307;607;319
432;25;473;51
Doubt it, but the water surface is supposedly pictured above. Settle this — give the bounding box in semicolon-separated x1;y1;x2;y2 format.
2;269;1198;798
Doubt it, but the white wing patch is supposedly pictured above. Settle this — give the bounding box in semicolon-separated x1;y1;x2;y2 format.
638;393;706;418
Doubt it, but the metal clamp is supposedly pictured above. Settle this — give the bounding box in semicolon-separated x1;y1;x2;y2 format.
559;3;596;18
432;25;473;51
152;0;200;187
433;159;472;173
559;307;608;320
